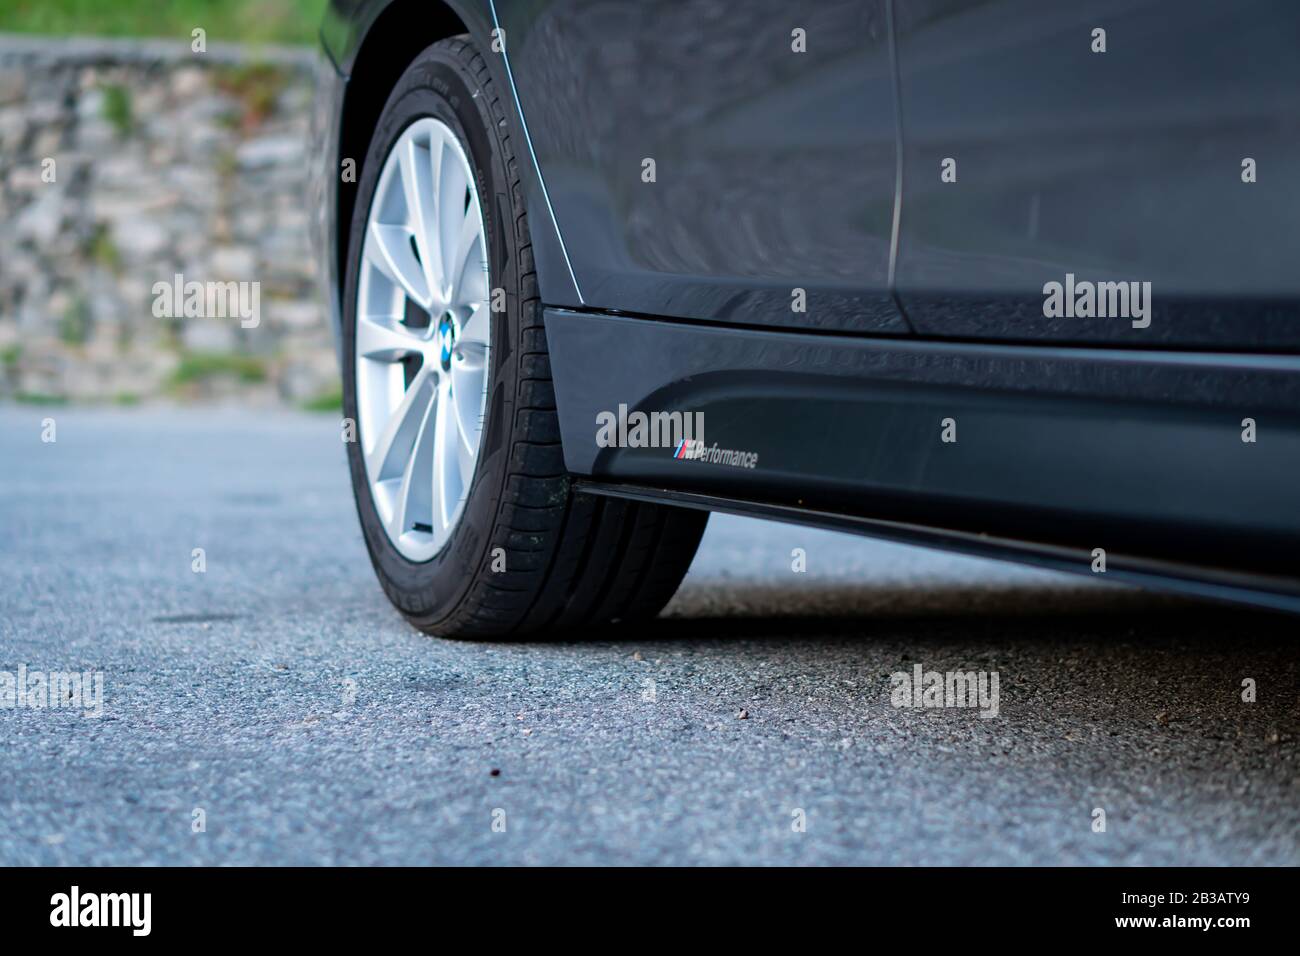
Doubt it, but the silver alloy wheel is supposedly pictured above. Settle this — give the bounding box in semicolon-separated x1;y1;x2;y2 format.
355;117;491;562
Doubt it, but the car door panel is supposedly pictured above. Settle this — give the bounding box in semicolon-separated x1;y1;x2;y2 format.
893;0;1300;349
494;0;907;333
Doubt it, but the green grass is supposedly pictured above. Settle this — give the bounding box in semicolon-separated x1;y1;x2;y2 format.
59;297;92;346
299;386;342;413
214;62;292;129
0;0;328;46
168;352;268;389
13;392;70;406
89;223;122;272
100;83;133;137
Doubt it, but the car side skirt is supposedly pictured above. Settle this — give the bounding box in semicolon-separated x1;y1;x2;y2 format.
544;307;1300;613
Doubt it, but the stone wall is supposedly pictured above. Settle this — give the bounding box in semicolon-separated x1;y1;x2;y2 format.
0;35;338;407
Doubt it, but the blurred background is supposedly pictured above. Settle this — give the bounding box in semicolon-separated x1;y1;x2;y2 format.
0;0;337;409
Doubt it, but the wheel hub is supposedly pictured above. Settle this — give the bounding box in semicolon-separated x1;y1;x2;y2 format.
436;313;456;373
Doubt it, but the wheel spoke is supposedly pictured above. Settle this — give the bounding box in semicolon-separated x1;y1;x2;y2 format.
356;315;422;361
432;377;465;530
451;354;486;458
366;364;435;482
367;221;431;309
389;389;436;540
450;200;487;306
437;152;469;290
459;302;489;348
399;139;446;309
456;419;477;489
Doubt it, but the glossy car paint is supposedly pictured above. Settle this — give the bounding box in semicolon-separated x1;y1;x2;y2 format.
493;0;907;333
319;0;1300;610
893;0;1300;349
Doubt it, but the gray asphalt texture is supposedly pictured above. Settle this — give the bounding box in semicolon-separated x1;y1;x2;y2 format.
1;408;1296;866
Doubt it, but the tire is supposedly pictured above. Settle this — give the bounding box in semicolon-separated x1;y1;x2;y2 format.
341;36;708;639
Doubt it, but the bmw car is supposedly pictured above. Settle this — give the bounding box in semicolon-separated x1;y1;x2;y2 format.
311;0;1300;637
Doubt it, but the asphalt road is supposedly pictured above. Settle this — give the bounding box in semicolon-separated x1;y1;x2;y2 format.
1;408;1296;865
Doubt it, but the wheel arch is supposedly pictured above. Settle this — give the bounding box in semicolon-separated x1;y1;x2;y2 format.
335;1;475;301
332;0;582;335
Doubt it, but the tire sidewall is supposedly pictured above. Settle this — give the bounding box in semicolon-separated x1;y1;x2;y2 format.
342;44;516;623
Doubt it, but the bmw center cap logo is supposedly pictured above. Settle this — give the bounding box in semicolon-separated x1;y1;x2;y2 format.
437;314;456;372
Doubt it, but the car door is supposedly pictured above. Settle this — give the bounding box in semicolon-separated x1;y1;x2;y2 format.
892;0;1300;349
492;0;907;333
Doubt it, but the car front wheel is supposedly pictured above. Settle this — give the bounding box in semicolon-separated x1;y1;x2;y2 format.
341;36;707;638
